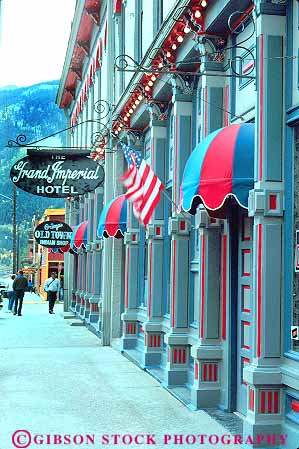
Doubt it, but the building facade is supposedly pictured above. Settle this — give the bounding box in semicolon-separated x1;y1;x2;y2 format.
33;209;65;298
57;0;299;446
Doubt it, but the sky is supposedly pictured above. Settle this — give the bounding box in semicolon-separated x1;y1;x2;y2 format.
0;0;76;88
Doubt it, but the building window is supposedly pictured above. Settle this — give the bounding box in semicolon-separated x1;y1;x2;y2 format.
136;0;143;62
153;0;163;34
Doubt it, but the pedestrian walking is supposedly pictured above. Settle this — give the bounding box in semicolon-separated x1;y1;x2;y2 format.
28;279;33;293
6;274;16;313
13;270;28;316
44;272;60;314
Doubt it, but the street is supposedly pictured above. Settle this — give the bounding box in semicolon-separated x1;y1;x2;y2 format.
0;295;237;449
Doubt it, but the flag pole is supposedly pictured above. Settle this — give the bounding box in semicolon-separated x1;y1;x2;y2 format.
160;189;191;219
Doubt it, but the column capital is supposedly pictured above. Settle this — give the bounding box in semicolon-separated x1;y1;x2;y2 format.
170;73;195;100
124;229;140;245
146;101;168;125
248;188;284;217
195;34;226;73
146;222;164;240
254;0;286;17
168;215;191;236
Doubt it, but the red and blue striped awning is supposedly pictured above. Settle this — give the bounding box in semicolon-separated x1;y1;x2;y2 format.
97;194;128;238
181;123;254;217
70;221;88;249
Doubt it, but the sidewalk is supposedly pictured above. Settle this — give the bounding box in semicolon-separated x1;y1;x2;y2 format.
0;302;237;449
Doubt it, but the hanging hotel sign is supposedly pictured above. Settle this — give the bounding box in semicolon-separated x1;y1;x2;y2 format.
34;221;73;248
10;154;104;197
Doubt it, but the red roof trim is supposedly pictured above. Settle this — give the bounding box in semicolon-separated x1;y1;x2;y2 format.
114;0;122;14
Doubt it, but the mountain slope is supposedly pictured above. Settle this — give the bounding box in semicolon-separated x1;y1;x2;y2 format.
0;81;66;258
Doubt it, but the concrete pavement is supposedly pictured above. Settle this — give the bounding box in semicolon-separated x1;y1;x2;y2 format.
0;298;238;449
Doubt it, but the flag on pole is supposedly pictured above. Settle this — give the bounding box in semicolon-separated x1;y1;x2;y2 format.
121;144;164;226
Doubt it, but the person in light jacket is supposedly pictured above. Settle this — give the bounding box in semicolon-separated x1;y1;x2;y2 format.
44;272;60;314
6;274;16;312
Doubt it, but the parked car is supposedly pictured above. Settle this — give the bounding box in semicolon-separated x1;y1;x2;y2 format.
0;279;8;298
0;293;3;309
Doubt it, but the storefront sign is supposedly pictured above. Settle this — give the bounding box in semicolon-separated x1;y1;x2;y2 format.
10;154;104;197
295;230;299;272
34;221;73;247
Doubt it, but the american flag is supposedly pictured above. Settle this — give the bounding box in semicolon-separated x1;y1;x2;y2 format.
121;144;164;226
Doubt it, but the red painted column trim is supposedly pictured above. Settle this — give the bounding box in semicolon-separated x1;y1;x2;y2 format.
259;35;264;181
173;115;179;213
171;240;177;327
200;235;206;338
148;242;153;317
257;224;262;358
274;391;279;413
261;390;265;413
125;246;129;309
222;234;227;340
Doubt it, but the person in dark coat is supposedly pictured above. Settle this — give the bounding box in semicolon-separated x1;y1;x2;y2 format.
13;270;28;316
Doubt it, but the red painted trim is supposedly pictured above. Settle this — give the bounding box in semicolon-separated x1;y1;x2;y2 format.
200;235;206;338
173;348;177;363
268;391;272;413
195;363;199;380
242;60;254;74
91;256;95;294
249;389;255;411
148;242;153;317
180;221;186;231
229;4;254;33
104;18;108;49
203;364;207;381
174;115;178;213
182;349;186;364
208;364;212;381
261;391;265;413
113;0;122;14
125;246;129;309
269;194;277;210
291;400;299;413
222;235;227;340
214;364;217;381
274;391;279;413
204;87;208;137
171;240;176;327
259;35;264;181
150;335;153;347
178;349;181;363
257;224;262;358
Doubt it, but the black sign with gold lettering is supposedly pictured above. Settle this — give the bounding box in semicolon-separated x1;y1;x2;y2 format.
34;221;73;247
10;154;104;197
